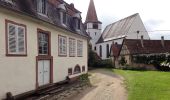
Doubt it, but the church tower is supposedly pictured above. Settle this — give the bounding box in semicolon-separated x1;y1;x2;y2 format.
85;0;102;51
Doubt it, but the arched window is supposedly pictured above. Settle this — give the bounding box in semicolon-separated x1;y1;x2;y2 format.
100;45;102;57
74;65;81;74
106;44;110;58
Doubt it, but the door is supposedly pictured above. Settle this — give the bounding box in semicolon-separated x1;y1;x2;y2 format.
38;60;50;86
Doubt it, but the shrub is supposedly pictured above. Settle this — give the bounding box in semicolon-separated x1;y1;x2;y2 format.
96;59;113;68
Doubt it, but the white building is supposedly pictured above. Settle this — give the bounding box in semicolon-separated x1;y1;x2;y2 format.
85;0;150;60
0;0;89;99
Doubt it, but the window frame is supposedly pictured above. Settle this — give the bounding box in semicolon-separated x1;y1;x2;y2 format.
37;0;47;15
60;11;67;25
77;40;83;57
69;38;76;57
37;29;51;56
58;35;67;57
75;18;81;30
5;19;27;57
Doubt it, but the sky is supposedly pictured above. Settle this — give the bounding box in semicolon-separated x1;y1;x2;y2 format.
65;0;170;40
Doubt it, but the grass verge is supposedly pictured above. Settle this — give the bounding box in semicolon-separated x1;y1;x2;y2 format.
113;69;170;100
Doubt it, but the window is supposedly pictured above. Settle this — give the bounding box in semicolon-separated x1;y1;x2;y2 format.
82;66;85;72
106;44;110;58
75;18;81;30
60;12;67;25
58;35;67;56
6;20;26;56
99;45;102;57
93;23;98;29
37;0;47;15
38;31;50;55
95;32;97;36
74;65;81;74
68;68;72;75
69;38;76;57
77;40;83;57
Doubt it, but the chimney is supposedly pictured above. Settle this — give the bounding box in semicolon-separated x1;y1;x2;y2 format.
161;36;164;47
141;35;144;47
70;3;74;9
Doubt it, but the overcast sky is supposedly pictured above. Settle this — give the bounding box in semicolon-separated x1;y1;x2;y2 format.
66;0;170;39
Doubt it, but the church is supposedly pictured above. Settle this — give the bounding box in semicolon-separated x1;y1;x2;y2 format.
85;0;150;60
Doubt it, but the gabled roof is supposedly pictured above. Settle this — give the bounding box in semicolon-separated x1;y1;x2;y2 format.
97;13;138;43
0;0;89;38
123;39;170;55
85;0;101;24
111;43;122;57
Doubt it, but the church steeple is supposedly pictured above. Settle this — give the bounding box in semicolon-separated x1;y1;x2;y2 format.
85;0;102;51
85;0;101;23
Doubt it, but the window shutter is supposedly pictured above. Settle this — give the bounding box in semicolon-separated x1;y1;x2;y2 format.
18;27;25;53
8;24;16;53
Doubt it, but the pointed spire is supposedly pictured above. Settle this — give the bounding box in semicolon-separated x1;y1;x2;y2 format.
85;0;101;23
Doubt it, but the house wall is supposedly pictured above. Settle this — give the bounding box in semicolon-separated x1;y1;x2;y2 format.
96;41;112;60
0;8;88;99
127;14;150;40
86;23;102;51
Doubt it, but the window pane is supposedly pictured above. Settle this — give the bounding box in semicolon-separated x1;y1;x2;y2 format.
38;32;49;55
59;36;67;56
8;23;26;55
8;24;16;53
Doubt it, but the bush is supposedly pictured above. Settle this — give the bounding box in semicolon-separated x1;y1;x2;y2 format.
96;59;113;68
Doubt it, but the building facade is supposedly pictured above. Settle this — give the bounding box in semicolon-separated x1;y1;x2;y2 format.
0;0;89;99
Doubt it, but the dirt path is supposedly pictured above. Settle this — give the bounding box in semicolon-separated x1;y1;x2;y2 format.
69;69;127;100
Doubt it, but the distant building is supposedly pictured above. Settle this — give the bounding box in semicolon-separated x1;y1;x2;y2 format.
0;0;89;99
85;0;150;60
112;36;170;69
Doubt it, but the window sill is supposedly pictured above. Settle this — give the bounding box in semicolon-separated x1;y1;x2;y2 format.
58;54;67;57
37;12;48;18
6;54;27;57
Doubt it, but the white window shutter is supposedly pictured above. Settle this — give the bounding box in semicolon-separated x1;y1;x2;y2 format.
18;26;25;53
8;24;16;53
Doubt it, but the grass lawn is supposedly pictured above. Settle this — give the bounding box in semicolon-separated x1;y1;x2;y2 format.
114;69;170;100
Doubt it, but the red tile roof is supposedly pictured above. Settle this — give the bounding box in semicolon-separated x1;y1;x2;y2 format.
85;0;101;23
111;43;122;57
123;39;170;55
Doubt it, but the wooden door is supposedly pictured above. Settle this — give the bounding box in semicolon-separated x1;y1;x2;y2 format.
38;60;50;86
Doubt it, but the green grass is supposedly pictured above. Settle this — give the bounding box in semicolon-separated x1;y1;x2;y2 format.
113;69;170;100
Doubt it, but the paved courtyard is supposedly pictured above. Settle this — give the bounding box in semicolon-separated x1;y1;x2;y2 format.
69;69;127;100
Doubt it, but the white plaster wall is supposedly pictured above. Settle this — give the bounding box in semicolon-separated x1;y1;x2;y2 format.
0;8;88;99
96;41;112;60
86;23;101;51
127;15;150;40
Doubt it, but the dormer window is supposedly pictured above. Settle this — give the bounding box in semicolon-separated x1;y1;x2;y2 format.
73;13;81;31
59;12;67;25
76;19;81;30
37;0;47;15
58;4;67;25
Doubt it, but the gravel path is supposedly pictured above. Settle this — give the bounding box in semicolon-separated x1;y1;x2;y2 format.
69;69;127;100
